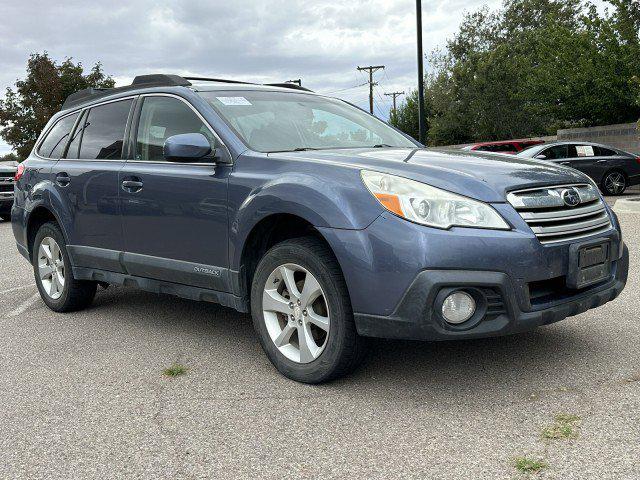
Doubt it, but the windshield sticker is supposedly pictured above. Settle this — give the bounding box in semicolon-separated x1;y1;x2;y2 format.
576;145;594;157
216;96;252;106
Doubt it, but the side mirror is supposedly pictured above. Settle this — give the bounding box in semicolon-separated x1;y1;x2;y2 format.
535;154;547;160
164;133;212;162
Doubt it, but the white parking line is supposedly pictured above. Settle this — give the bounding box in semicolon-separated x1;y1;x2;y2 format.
6;292;41;317
0;284;35;295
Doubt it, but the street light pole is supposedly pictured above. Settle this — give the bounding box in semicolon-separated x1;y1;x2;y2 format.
416;0;426;145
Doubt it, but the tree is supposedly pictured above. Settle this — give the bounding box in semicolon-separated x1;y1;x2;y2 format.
0;152;20;163
389;87;432;142
0;53;114;159
393;0;640;146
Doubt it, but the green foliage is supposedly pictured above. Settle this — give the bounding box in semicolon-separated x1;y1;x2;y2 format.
393;0;640;146
513;456;548;473
0;53;114;159
542;413;581;439
0;152;20;163
163;364;188;377
389;88;431;142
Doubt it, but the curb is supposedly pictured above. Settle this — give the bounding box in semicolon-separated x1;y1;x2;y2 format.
613;197;640;214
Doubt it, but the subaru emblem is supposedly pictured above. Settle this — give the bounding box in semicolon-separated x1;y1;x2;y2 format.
561;188;581;207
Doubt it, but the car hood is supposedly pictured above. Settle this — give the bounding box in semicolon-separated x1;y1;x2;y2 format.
273;147;591;203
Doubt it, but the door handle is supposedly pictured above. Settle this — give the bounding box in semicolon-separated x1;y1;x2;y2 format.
55;173;71;187
121;179;143;192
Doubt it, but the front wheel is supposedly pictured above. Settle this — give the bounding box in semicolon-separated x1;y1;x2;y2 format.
601;171;627;196
250;237;365;383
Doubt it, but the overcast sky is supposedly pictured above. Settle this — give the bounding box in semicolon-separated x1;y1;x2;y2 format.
0;0;503;155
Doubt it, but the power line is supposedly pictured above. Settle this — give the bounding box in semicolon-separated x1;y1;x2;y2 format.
321;82;369;95
384;91;405;115
356;65;385;114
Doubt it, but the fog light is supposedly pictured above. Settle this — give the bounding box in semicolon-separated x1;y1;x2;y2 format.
442;291;476;324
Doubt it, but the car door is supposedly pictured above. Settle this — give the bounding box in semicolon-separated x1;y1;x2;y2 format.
52;98;134;271
562;144;600;179
591;145;624;183
119;94;232;292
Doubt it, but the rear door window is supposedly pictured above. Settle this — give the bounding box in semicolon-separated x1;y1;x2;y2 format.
37;112;79;158
575;145;596;157
78;99;133;159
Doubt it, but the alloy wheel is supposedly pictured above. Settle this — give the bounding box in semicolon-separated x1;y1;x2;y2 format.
262;263;330;363
604;172;625;194
38;236;65;300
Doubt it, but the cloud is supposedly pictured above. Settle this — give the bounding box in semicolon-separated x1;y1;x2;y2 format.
0;0;500;152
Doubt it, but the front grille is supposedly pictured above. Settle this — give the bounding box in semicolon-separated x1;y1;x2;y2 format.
528;274;610;307
507;184;611;245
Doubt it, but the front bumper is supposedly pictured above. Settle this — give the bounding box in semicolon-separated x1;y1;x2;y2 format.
319;206;629;341
354;244;628;340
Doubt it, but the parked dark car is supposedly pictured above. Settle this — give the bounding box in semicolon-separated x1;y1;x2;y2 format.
11;74;628;383
517;141;640;195
0;160;17;221
462;139;545;154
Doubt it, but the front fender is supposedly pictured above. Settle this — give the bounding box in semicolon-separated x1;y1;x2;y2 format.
228;155;383;270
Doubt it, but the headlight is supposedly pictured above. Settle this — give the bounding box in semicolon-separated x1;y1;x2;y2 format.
361;170;510;230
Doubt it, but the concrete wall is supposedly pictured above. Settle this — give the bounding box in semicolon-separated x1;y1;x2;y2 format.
557;122;640;155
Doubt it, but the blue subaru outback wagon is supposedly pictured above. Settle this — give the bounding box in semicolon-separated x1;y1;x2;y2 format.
11;74;628;383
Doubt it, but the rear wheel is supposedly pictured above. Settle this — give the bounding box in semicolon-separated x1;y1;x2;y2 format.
250;237;364;383
32;222;97;312
601;171;627;195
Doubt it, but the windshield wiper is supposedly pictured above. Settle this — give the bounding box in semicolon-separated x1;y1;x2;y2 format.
371;144;394;148
267;147;323;153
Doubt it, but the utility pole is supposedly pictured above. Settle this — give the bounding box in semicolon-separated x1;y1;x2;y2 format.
416;0;426;144
287;79;302;86
384;91;405;116
357;65;385;114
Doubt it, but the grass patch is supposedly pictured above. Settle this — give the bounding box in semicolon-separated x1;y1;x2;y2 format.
163;364;188;377
541;413;580;440
514;456;548;474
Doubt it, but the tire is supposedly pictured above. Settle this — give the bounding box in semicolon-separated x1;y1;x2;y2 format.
250;237;365;383
32;222;97;312
1;214;10;222
601;170;627;196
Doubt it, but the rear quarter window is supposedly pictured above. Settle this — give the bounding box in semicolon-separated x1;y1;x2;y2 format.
594;146;617;156
37;113;79;158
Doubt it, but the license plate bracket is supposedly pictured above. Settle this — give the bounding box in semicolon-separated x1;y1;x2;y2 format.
567;239;611;289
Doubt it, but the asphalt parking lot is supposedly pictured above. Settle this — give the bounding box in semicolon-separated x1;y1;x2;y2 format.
0;209;638;479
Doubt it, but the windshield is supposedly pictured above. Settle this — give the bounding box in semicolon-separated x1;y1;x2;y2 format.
517;144;545;157
198;90;417;153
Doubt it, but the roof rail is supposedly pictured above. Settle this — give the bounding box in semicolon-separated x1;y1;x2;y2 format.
131;74;192;87
184;76;255;85
185;76;314;92
62;74;193;110
264;82;313;92
61;73;314;110
62;88;113;110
